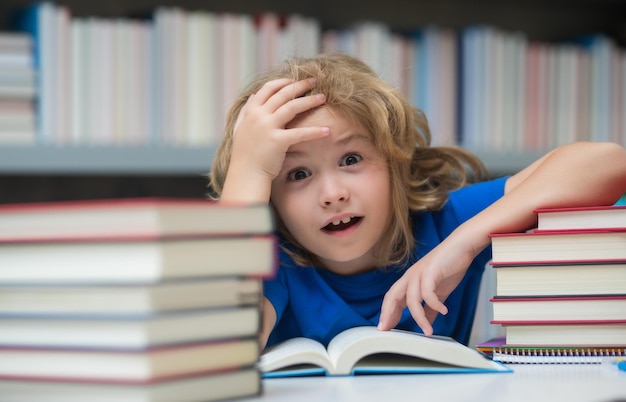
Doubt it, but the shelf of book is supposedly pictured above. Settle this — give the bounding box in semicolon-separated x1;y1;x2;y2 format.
0;145;215;175
0;146;542;176
4;2;624;177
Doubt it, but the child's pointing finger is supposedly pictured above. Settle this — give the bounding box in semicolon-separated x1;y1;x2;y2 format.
377;277;408;331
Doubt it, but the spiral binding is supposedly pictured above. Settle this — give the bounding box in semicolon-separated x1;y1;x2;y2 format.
492;347;626;364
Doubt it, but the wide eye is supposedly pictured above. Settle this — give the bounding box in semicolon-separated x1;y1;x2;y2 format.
287;168;311;181
340;153;362;167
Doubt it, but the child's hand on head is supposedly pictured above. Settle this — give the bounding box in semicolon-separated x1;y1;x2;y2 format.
220;78;329;204
378;237;476;336
231;78;328;179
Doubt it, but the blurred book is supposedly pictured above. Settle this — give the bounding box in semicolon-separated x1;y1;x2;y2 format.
0;305;261;350
0;338;259;383
0;235;276;284
0;197;275;398
0;368;261;402
0;197;274;242
0;278;261;315
0;32;36;145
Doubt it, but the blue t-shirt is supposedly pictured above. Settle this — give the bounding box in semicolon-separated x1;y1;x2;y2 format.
263;176;508;348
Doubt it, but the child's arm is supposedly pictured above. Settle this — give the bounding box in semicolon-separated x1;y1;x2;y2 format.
220;78;328;204
260;297;277;348
379;141;626;336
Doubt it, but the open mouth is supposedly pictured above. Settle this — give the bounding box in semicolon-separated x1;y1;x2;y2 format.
322;216;363;232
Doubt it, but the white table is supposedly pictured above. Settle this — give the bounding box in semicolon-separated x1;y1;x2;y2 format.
241;364;626;402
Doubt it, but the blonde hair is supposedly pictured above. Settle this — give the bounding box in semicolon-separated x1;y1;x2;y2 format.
209;53;489;268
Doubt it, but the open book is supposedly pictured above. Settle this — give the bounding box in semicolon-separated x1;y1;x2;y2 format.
258;326;511;377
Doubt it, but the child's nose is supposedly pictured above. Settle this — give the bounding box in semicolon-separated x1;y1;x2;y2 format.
319;174;349;206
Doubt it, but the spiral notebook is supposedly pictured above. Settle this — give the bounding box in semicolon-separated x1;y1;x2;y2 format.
476;336;626;364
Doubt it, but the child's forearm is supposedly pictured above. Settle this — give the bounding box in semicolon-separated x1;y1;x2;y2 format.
455;141;626;256
378;142;626;334
220;160;273;205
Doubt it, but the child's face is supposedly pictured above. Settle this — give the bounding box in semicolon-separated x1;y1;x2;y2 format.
271;108;392;275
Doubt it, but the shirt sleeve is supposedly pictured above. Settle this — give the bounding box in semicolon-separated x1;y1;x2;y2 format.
447;176;509;224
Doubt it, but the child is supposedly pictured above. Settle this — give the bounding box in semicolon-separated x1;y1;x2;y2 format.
208;53;626;349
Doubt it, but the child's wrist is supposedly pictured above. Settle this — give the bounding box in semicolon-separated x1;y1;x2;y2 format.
448;220;491;257
221;167;273;204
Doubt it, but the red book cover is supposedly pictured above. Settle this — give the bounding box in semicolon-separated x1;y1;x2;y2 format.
490;228;626;236
534;205;626;214
491;319;626;325
489;258;626;267
491;295;626;302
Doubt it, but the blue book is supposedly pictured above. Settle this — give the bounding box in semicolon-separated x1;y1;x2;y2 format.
258;326;512;377
12;2;57;144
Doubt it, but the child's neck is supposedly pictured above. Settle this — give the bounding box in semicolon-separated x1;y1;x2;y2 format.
320;256;378;276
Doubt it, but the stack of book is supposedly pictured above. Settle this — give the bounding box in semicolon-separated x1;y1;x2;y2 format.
0;198;277;401
0;32;36;145
479;205;626;364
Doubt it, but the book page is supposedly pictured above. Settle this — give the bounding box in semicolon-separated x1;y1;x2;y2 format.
327;326;503;374
257;337;333;374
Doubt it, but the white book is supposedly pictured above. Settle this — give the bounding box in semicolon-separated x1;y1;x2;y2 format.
0;33;33;52
259;326;510;377
0;277;261;315
0;337;259;382
0;307;261;349
187;11;218;146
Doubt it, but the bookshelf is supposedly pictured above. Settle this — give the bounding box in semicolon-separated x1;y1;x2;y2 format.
1;0;625;43
0;0;624;202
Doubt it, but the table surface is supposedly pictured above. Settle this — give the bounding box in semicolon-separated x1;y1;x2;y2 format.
241;364;626;402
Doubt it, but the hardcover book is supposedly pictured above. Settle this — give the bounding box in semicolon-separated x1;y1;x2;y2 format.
499;321;626;346
0;278;261;315
0;368;262;402
0;197;274;242
489;229;626;264
490;260;626;297
490;295;626;323
535;205;626;231
0;235;276;284
0;338;259;382
0;307;260;349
